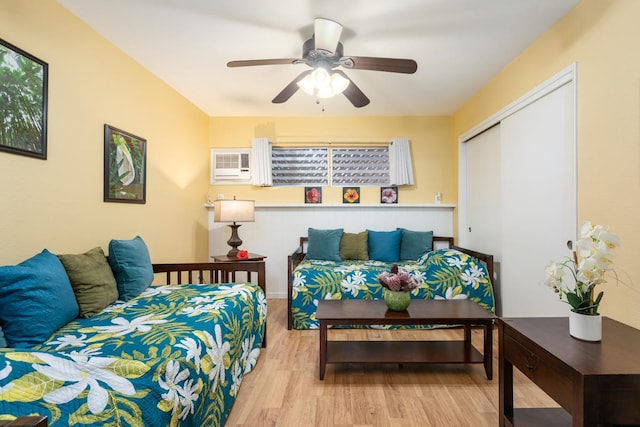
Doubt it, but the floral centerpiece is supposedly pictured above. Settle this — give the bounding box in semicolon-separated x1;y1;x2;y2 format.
378;264;418;311
545;221;619;316
378;263;419;292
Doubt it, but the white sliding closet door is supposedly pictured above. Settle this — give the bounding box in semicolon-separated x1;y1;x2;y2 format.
462;77;576;317
500;81;576;317
465;125;502;260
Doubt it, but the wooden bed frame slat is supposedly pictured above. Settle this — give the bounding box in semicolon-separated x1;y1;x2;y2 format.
151;262;263;288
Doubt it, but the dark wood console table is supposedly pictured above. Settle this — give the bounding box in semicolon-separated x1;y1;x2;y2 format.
499;317;640;427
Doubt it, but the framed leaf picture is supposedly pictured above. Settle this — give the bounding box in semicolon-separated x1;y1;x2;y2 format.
104;124;147;204
0;39;48;159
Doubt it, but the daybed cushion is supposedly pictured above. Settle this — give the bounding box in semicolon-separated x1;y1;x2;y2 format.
340;231;369;260
108;235;154;301
290;248;495;330
399;228;434;260
0;249;79;348
306;227;343;261
0;282;266;426
58;246;119;317
367;229;402;262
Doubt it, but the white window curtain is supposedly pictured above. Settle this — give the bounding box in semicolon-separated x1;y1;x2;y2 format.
251;137;273;186
389;137;414;186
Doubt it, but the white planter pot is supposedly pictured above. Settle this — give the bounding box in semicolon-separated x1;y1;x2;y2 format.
569;311;602;342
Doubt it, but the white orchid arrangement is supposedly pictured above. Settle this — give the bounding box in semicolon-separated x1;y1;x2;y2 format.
545;221;619;315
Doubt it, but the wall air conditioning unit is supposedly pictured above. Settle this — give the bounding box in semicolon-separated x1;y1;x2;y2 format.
210;149;251;184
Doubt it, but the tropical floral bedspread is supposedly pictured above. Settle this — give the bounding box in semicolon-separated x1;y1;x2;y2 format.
0;282;266;426
291;248;494;329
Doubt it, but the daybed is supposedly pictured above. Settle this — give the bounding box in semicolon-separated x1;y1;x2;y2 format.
287;228;495;330
0;238;265;427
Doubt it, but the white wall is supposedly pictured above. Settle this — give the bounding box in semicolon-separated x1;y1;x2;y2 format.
208;205;455;298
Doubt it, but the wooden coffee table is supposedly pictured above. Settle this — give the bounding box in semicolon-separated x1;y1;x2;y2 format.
316;299;497;380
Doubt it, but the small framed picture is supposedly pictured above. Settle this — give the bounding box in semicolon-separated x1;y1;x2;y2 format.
104;124;147;204
380;186;398;204
343;187;360;204
304;186;322;204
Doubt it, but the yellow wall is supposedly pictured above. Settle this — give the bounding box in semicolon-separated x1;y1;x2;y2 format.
0;1;211;264
210;116;453;205
452;0;640;327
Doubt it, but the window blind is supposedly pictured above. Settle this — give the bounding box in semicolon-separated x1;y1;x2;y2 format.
271;147;328;186
331;147;389;185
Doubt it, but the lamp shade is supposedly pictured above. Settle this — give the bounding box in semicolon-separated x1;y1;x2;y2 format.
213;199;255;223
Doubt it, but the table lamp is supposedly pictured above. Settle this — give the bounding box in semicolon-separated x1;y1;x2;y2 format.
213;198;255;257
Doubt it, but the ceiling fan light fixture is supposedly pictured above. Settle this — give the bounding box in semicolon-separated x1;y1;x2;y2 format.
314;18;343;53
330;72;350;94
297;67;349;99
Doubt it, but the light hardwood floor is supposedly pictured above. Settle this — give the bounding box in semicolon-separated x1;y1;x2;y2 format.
226;299;558;427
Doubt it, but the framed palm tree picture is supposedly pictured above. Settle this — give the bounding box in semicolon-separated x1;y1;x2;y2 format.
0;39;48;159
104;124;147;204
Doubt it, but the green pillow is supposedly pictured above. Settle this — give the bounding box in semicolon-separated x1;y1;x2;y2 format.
58;247;119;317
108;236;154;301
398;228;434;260
0;249;79;348
367;229;402;262
306;228;343;261
340;231;369;260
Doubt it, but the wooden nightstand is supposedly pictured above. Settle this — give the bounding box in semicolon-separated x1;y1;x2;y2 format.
211;253;266;293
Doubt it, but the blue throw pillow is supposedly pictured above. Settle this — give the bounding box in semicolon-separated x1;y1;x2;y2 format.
108;236;154;301
306;228;343;261
0;327;7;348
398;228;434;260
0;249;79;348
368;229;402;262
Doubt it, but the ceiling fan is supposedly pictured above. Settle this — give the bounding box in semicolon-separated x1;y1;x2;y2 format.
227;18;418;108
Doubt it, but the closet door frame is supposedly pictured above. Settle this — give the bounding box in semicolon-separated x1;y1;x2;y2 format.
458;63;577;253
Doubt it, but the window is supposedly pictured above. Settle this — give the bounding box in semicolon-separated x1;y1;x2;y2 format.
271;145;389;186
272;147;328;186
331;147;389;185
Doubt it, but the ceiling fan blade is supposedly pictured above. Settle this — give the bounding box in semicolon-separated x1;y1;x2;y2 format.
340;56;417;74
314;18;343;53
334;70;370;108
227;58;302;67
272;70;312;104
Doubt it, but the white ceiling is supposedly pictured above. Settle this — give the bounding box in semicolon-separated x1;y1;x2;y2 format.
57;0;579;117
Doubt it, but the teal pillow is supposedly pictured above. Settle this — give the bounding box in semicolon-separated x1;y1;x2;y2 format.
367;229;402;262
0;327;6;348
0;249;79;348
108;236;154;301
398;228;434;260
306;228;343;261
